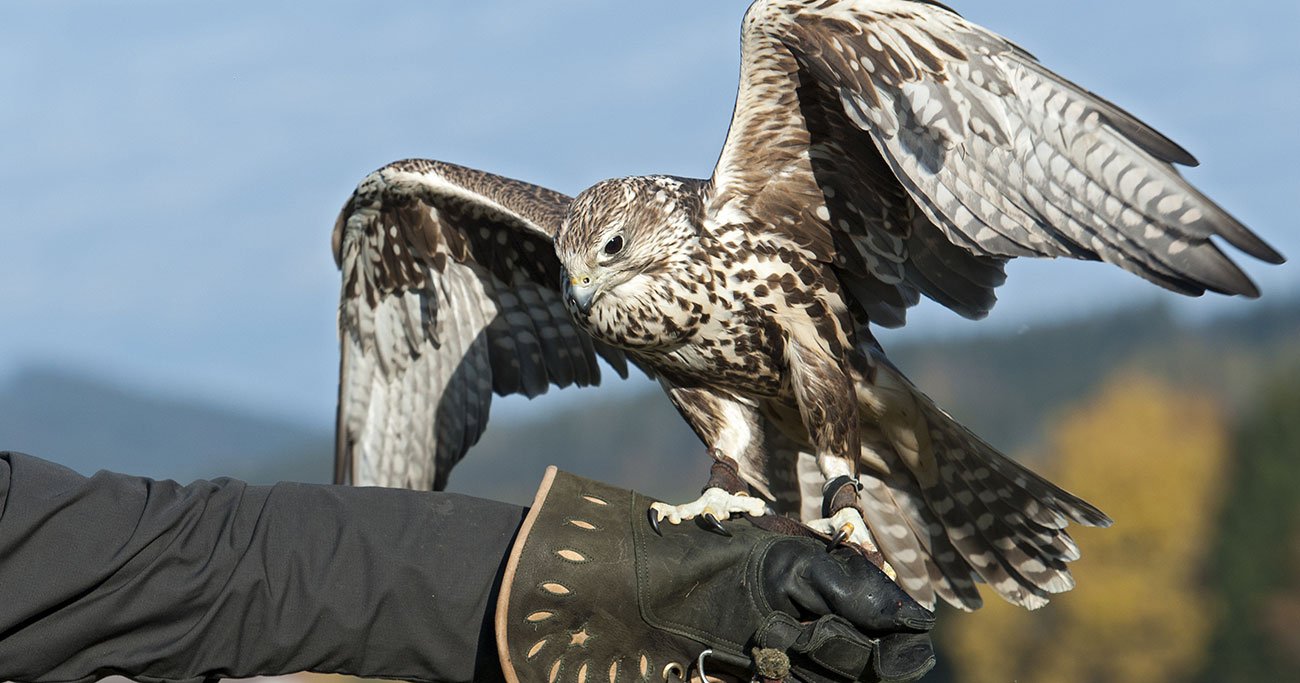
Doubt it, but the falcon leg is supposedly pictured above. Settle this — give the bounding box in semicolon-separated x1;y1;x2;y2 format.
648;452;768;535
781;336;894;574
806;473;897;580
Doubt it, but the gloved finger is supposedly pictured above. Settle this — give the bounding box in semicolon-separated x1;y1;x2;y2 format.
873;633;936;683
754;613;876;682
755;613;936;683
764;540;935;634
816;549;936;634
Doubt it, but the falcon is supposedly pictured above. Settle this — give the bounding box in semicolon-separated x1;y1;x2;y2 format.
332;0;1283;610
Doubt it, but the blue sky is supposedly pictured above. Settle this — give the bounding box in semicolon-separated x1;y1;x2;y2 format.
1;0;1296;429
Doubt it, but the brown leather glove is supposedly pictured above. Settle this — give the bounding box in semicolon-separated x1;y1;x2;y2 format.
496;468;936;683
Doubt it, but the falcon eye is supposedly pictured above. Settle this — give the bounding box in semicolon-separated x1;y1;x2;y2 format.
603;235;624;256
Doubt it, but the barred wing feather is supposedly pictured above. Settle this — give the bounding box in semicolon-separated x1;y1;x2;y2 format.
711;0;1283;329
708;0;1282;611
333;160;630;489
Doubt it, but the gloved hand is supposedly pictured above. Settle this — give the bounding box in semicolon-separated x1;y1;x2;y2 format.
496;468;936;683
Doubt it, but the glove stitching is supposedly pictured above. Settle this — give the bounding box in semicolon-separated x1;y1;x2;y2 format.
747;536;783;615
633;497;749;655
807;634;867;679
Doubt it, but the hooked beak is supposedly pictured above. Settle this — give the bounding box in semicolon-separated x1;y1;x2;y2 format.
562;268;597;315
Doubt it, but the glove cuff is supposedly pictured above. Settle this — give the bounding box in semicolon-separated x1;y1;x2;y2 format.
496;467;692;683
495;468;935;683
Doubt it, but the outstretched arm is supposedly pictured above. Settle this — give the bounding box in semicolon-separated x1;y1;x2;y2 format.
0;451;935;683
0;451;523;683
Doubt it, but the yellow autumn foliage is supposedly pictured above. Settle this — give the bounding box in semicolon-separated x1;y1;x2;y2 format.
944;373;1229;683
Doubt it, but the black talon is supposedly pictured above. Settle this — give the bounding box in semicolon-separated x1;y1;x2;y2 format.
700;513;731;537
828;524;851;551
648;508;663;535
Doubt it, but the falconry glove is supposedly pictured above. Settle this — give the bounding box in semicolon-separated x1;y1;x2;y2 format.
496;468;936;683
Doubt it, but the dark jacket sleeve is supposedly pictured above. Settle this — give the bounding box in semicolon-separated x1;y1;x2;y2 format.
0;451;526;683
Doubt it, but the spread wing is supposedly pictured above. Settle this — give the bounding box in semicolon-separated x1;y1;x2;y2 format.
333;159;632;489
708;0;1284;328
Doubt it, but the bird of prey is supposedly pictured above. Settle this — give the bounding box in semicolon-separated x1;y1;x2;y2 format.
332;0;1283;610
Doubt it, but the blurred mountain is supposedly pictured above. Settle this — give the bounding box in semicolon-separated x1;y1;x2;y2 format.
2;297;1296;499
0;366;332;485
453;296;1300;503
886;297;1300;458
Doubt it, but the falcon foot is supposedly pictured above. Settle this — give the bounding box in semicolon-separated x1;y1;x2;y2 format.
648;487;768;536
808;506;897;580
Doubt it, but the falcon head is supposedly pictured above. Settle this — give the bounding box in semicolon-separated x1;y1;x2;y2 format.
555;176;707;348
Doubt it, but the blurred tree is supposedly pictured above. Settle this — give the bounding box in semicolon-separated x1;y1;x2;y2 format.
944;373;1230;683
1196;367;1300;682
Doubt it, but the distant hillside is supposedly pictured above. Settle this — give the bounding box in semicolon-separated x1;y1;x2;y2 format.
451;384;709;505
452;297;1300;503
0;366;331;485
2;297;1296;502
886;297;1300;458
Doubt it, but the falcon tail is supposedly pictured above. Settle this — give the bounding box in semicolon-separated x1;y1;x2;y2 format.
859;358;1111;611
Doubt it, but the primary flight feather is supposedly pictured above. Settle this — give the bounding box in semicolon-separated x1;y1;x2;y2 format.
332;0;1283;610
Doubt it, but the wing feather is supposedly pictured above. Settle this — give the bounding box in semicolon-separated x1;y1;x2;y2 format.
704;0;1282;609
709;0;1282;327
333;159;636;489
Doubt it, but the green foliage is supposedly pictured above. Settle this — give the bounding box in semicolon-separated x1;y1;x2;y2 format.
1196;366;1300;682
945;375;1230;683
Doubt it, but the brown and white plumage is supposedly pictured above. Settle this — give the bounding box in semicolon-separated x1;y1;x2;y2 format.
713;0;1281;326
332;159;631;489
333;0;1282;611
